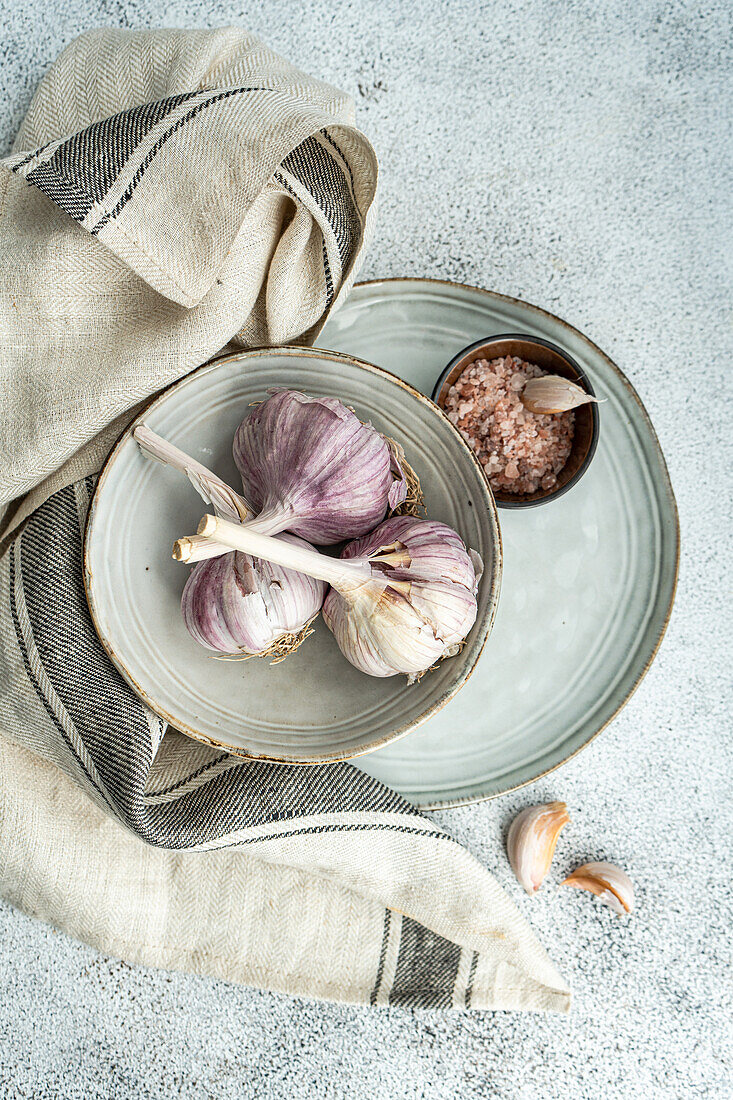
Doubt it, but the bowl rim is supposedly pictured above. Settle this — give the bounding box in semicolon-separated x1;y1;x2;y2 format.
83;345;503;765
432;332;601;509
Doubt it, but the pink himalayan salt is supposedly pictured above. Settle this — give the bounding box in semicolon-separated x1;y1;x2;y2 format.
443;355;575;494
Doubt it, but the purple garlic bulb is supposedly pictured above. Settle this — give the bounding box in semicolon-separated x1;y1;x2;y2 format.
232;390;408;544
181;534;326;657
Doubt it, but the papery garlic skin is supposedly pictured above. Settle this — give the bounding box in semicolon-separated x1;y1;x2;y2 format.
134;424;250;522
343;514;481;589
506;802;571;894
181;534;325;657
194;514;481;681
323;579;463;680
521;375;599;415
562;861;634;915
233;390;408;545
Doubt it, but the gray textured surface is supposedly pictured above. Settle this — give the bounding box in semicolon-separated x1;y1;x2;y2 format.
0;1;730;1098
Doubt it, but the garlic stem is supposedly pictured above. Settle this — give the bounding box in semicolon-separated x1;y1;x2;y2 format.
176;507;296;563
134;425;251;522
173;535;228;563
196;514;372;589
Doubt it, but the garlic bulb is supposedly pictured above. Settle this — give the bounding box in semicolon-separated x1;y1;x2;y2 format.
181;533;326;659
507;802;570;894
562;861;634;916
193;514;481;681
326;516;482;679
232;390;411;545
521;375;599;414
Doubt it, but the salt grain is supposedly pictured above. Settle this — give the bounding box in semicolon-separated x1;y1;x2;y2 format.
442;355;575;495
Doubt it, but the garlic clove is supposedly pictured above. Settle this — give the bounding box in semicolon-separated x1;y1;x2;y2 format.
507;802;570;894
562;861;634;916
521;375;600;414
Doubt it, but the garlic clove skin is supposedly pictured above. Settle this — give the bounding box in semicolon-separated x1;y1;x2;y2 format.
506;802;571;894
181;533;325;657
521;375;600;415
323;581;451;679
562;861;634;916
343;515;480;591
232;390;409;545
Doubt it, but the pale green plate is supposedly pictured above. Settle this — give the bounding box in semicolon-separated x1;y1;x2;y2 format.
318;278;679;808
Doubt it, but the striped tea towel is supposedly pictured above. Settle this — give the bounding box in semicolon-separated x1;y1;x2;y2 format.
0;29;570;1011
0;26;377;510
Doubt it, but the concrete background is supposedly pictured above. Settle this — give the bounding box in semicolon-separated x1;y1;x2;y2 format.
0;1;730;1097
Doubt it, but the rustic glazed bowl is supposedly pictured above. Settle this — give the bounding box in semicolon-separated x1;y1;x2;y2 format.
432;334;600;507
85;348;502;764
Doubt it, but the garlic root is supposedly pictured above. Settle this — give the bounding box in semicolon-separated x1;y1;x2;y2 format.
211;615;320;665
385;437;425;517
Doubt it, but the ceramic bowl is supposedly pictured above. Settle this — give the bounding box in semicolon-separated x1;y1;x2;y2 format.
432;334;600;507
84;348;502;764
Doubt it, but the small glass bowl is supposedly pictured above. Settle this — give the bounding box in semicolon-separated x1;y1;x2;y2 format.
432;333;600;508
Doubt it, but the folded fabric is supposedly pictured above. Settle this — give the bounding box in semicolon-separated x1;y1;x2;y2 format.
0;28;570;1011
0;26;377;509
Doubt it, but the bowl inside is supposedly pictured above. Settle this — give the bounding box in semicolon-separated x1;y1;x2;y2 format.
85;348;502;764
432;334;600;507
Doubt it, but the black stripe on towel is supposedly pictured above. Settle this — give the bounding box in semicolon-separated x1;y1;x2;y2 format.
20;93;199;221
12;484;418;848
90;88;270;234
465;950;480;1008
8;543;110;807
281;134;361;271
388;917;462;1008
370;909;392;1005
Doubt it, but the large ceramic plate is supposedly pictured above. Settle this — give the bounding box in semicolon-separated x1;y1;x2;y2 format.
84;348;500;764
317;279;679;807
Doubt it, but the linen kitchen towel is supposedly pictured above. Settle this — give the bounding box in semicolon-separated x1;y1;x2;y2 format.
0;29;570;1011
0;26;378;511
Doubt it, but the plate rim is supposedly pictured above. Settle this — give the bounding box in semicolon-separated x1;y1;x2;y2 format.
83;343;503;764
333;277;681;808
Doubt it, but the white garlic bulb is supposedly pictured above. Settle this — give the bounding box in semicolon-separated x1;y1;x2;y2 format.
323;516;481;680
